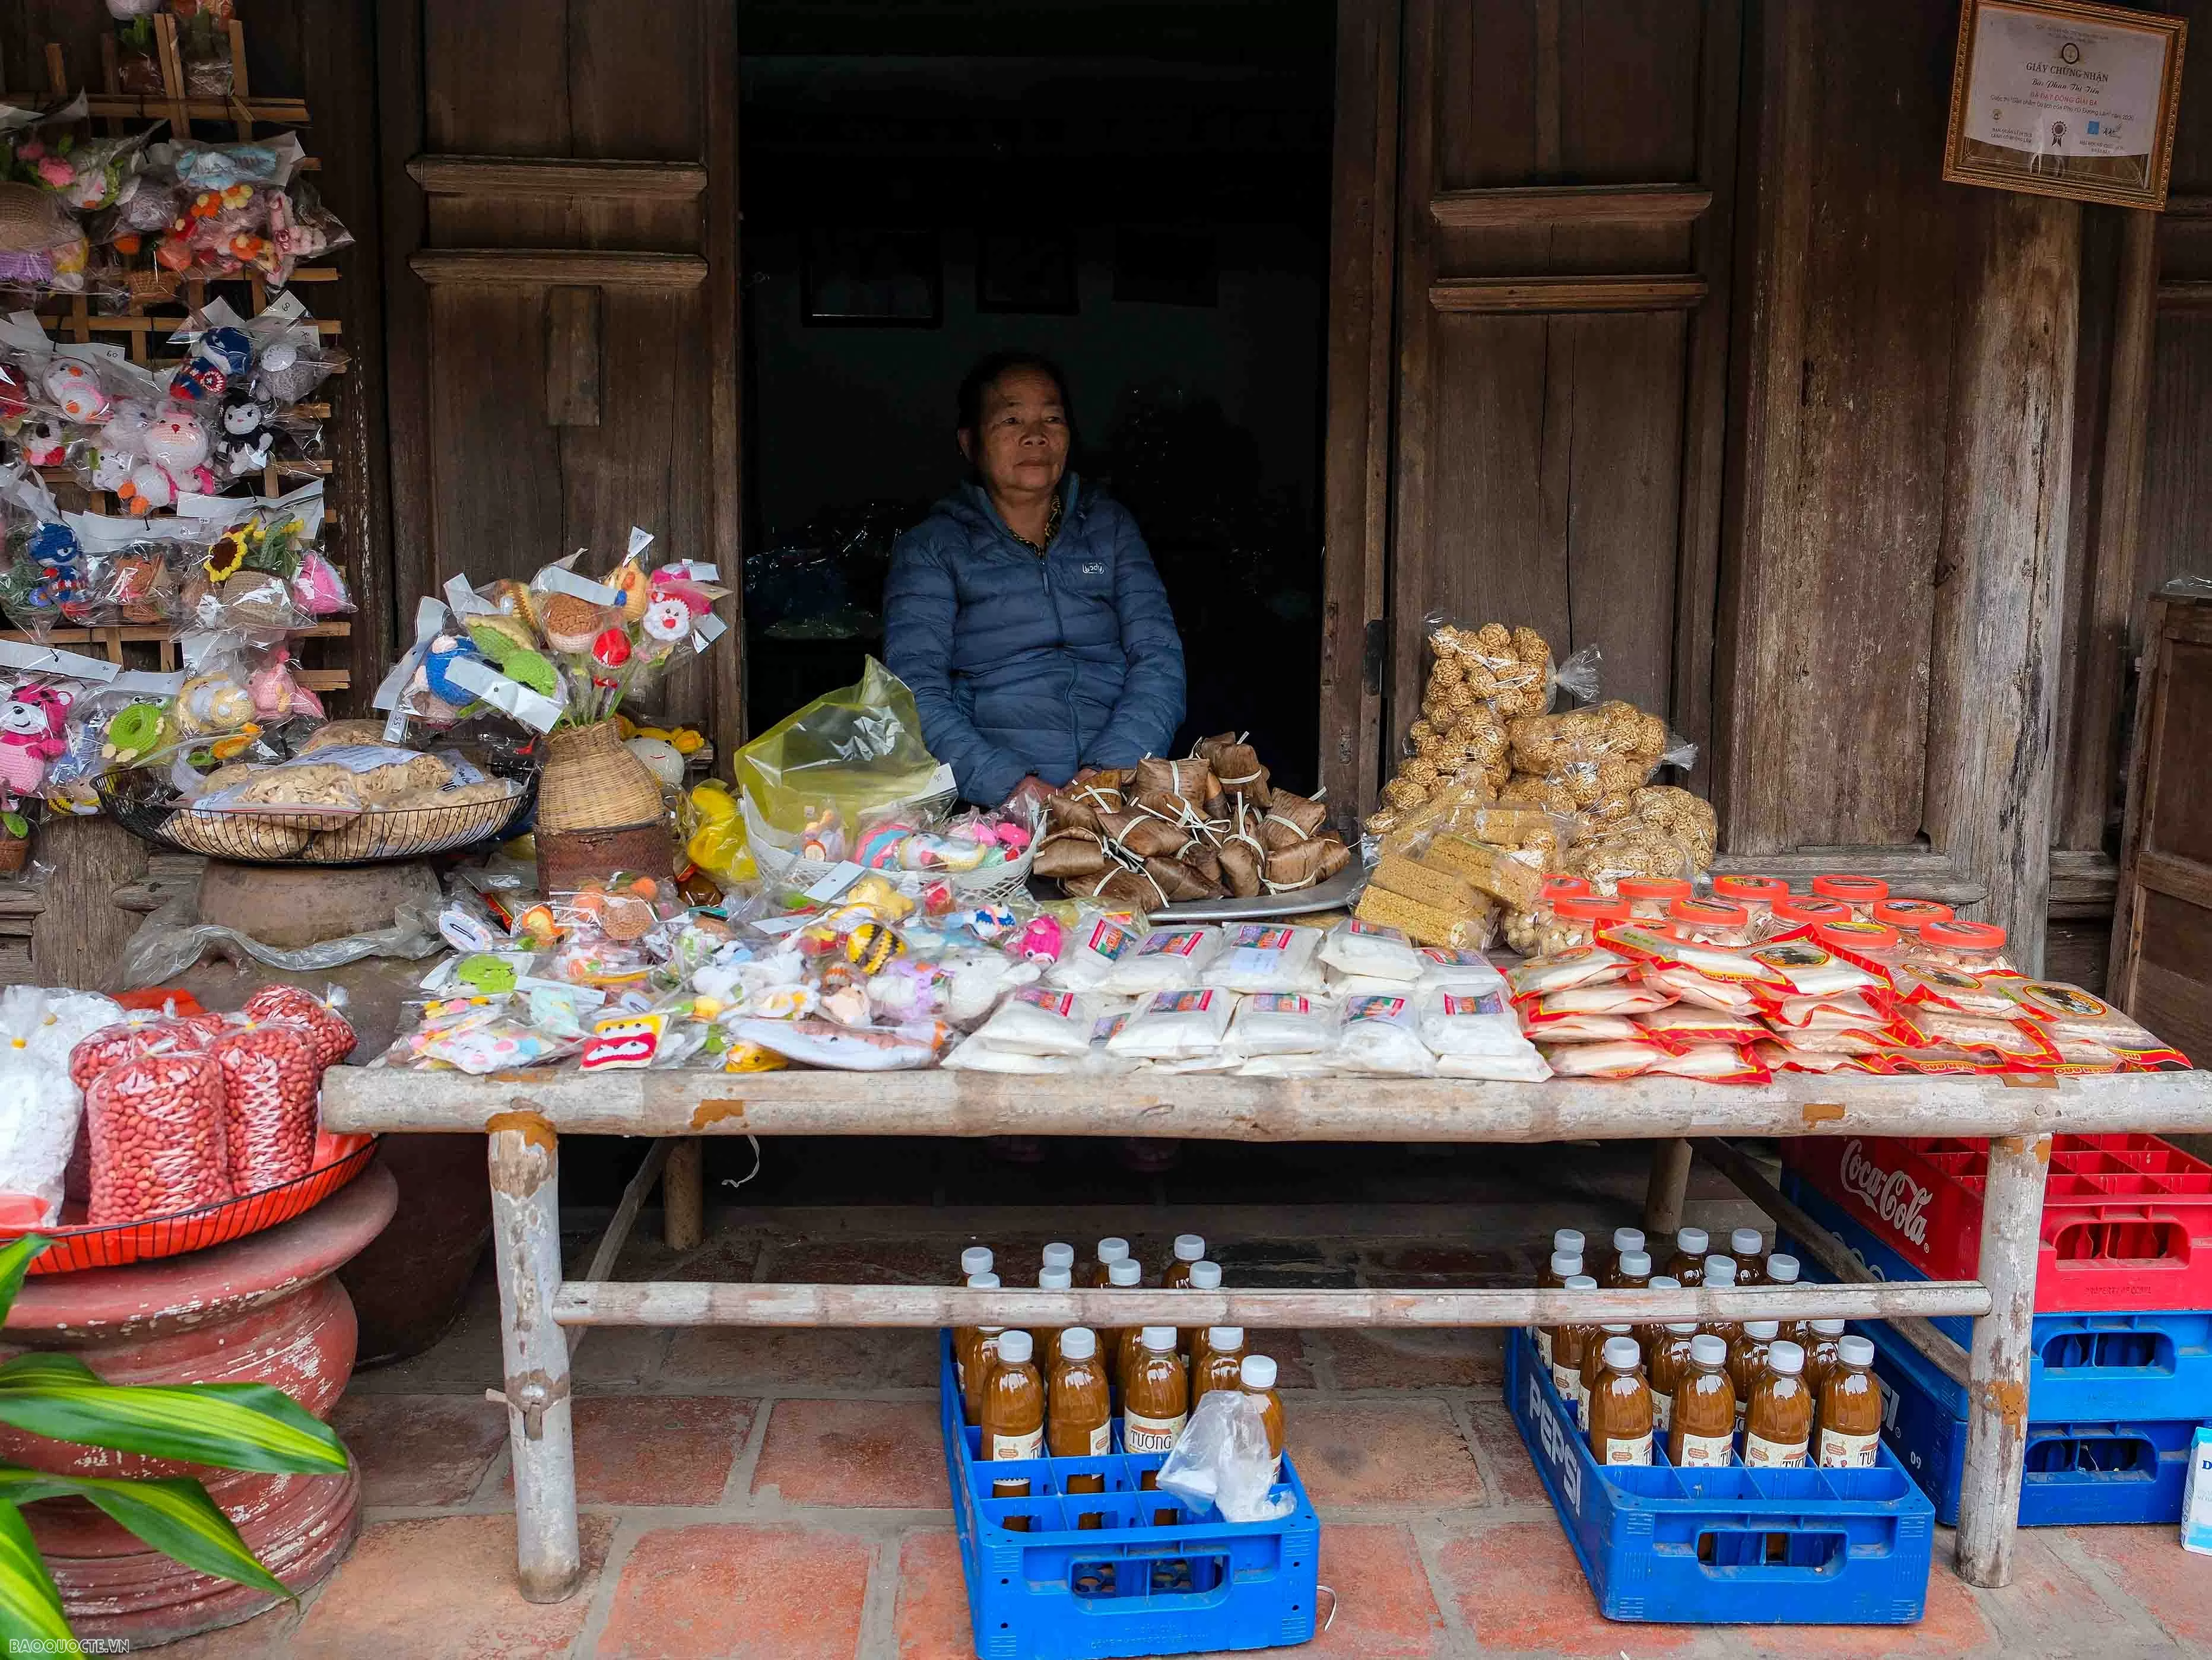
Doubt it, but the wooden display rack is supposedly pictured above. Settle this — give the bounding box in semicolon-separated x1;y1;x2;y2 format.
5;14;351;694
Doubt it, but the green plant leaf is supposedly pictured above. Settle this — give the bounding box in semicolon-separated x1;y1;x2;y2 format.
0;1469;288;1601
0;1237;46;1329
0;1499;71;1645
0;813;26;840
0;1357;348;1475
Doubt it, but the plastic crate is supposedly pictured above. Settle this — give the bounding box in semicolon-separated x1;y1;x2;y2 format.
1782;1173;2212;1422
1782;1134;2212;1313
1852;1318;2199;1528
1503;1329;1932;1625
937;1336;1321;1659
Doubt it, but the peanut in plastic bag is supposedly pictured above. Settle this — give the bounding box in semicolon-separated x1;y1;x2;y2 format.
735;656;950;839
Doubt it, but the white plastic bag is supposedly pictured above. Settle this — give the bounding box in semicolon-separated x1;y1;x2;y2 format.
1097;926;1224;996
1330;992;1436;1077
1106;988;1237;1060
971;986;1109;1058
1155;1389;1294;1523
1046;910;1144;992
1224;991;1335;1058
0;986;116;1223
1201;923;1323;994
1318;919;1421;983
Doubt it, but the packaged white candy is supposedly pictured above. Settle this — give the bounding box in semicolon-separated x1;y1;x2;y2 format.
1438;1049;1553;1083
1106;987;1238;1059
1202;922;1324;994
1330;992;1435;1076
1318;919;1423;983
1237;1052;1334;1078
1097;926;1224;996
1420;986;1541;1061
1082;1007;1141;1074
1413;946;1508;998
942;1032;1075;1074
1047;912;1144;991
1224;991;1335;1058
971;986;1109;1058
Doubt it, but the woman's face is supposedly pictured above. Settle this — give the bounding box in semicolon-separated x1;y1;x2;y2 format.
960;367;1069;499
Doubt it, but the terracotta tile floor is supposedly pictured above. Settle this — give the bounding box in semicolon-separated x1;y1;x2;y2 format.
167;1148;2212;1659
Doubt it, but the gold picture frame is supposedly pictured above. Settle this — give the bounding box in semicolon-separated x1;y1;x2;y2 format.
1944;0;2188;210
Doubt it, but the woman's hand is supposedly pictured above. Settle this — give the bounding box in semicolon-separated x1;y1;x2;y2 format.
1003;775;1053;811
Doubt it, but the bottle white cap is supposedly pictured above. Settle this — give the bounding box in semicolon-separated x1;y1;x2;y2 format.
1811;1318;1846;1336
1039;1267;1072;1291
1109;1259;1143;1287
1600;1322;1633;1335
1242;1355;1278;1389
1690;1333;1729;1366
1613;1227;1645;1254
1061;1326;1097;1360
1174;1234;1207;1262
1097;1237;1130;1265
1554;1227;1586;1256
1704;1256;1737;1286
1188;1261;1223;1290
1563;1274;1598;1291
1731;1228;1764;1256
1676;1226;1709;1255
1837;1335;1875;1367
967;1272;1000;1289
1042;1242;1076;1272
1141;1325;1178;1351
1766;1253;1801;1285
961;1247;994;1277
1746;1320;1779;1339
1602;1335;1641;1370
1209;1326;1245;1350
1649;1275;1681;1291
1767;1339;1805;1376
1619;1250;1652;1277
1550;1250;1583;1278
1665;1321;1699;1335
997;1329;1034;1364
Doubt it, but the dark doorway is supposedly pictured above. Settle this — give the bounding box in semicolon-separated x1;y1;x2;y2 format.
737;0;1337;791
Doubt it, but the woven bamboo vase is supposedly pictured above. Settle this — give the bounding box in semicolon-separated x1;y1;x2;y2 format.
532;720;676;893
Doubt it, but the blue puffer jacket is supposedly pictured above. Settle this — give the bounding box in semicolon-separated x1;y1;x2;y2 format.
883;475;1185;805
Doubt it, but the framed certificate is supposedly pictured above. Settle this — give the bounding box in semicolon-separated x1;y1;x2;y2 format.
1944;0;2188;209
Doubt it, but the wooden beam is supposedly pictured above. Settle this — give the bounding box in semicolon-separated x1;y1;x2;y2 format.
561;1138;670;1360
662;1137;703;1252
550;1279;1992;1331
2162;195;2212;218
2048;848;2120;918
1429;184;1711;228
408;250;708;289
1957;1134;2050;1589
1643;1138;1693;1237
1925;192;2080;972
2155;280;2212;309
2137;848;2212;914
320;1068;2212;1142
408;154;707;199
1708;848;1988;905
1427;274;1706;313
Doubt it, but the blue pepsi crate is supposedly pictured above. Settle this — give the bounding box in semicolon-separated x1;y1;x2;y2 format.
1852;1318;2200;1528
937;1335;1321;1660
1781;1171;2212;1423
1504;1329;1932;1625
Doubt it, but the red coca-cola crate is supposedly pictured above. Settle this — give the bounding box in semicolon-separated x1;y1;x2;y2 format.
1782;1135;2212;1314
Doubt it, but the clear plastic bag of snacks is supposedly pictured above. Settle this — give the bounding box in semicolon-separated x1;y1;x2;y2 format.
1996;980;2189;1069
1330;992;1435;1077
84;1046;233;1223
241;982;357;1068
1106;988;1237;1061
0;989;116;1224
1201;923;1324;994
1318;919;1422;983
208;1016;318;1191
970;986;1110;1059
1506;945;1629;999
1224;991;1334;1058
1096;926;1224;996
1422;617;1602;719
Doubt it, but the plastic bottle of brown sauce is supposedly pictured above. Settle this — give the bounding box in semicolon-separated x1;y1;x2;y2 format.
980;1329;1045;1525
1581;1323;1636;1432
1042;1242;1076;1278
1106;1258;1145;1394
1745;1338;1813;1467
1036;1265;1072;1368
1816;1335;1883;1468
1609;1248;1652;1294
1550;1275;1599;1415
1803;1319;1846;1395
1089;1237;1130;1288
1586;1336;1655;1465
953;1249;993;1402
1669;1334;1738;1468
1242;1353;1286;1481
1699;1256;1740;1341
1537;1249;1583;1366
1601;1226;1645;1285
1163;1234;1206;1288
1182;1260;1223;1367
1764;1253;1807;1345
1729;1230;1767;1286
959;1272;1003;1427
1664;1227;1710;1286
1049;1327;1113;1527
1635;1277;1681;1360
1124;1327;1189;1454
1728;1320;1779;1433
1195;1325;1247;1402
1550;1227;1586;1271
1646;1318;1699;1439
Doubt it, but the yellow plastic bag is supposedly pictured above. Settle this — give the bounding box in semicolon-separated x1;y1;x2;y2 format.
734;657;949;837
684;781;755;884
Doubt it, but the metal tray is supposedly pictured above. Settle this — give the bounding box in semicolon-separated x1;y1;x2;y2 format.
1150;862;1369;921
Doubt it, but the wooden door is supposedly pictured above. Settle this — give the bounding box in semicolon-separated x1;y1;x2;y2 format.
1374;0;1740;804
377;0;741;748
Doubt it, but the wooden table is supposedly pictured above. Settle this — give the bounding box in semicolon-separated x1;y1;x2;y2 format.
322;1066;2212;1605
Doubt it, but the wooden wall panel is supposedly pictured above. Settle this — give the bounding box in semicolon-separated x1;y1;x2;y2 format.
424;0;572;155
1559;0;1703;182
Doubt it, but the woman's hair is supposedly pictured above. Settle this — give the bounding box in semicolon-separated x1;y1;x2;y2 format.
955;350;1074;445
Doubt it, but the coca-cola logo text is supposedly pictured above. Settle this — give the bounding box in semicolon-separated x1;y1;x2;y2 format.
1837;1140;1935;1250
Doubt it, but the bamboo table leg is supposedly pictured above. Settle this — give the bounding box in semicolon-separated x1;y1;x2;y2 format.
1957;1132;2051;1588
664;1136;704;1251
487;1112;582;1602
1644;1137;1694;1237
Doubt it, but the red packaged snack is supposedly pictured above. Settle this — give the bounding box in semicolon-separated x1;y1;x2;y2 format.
84;1049;233;1224
1646;1043;1772;1083
209;1019;320;1192
1637;1007;1772;1050
241;985;356;1069
68;1016;208;1093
